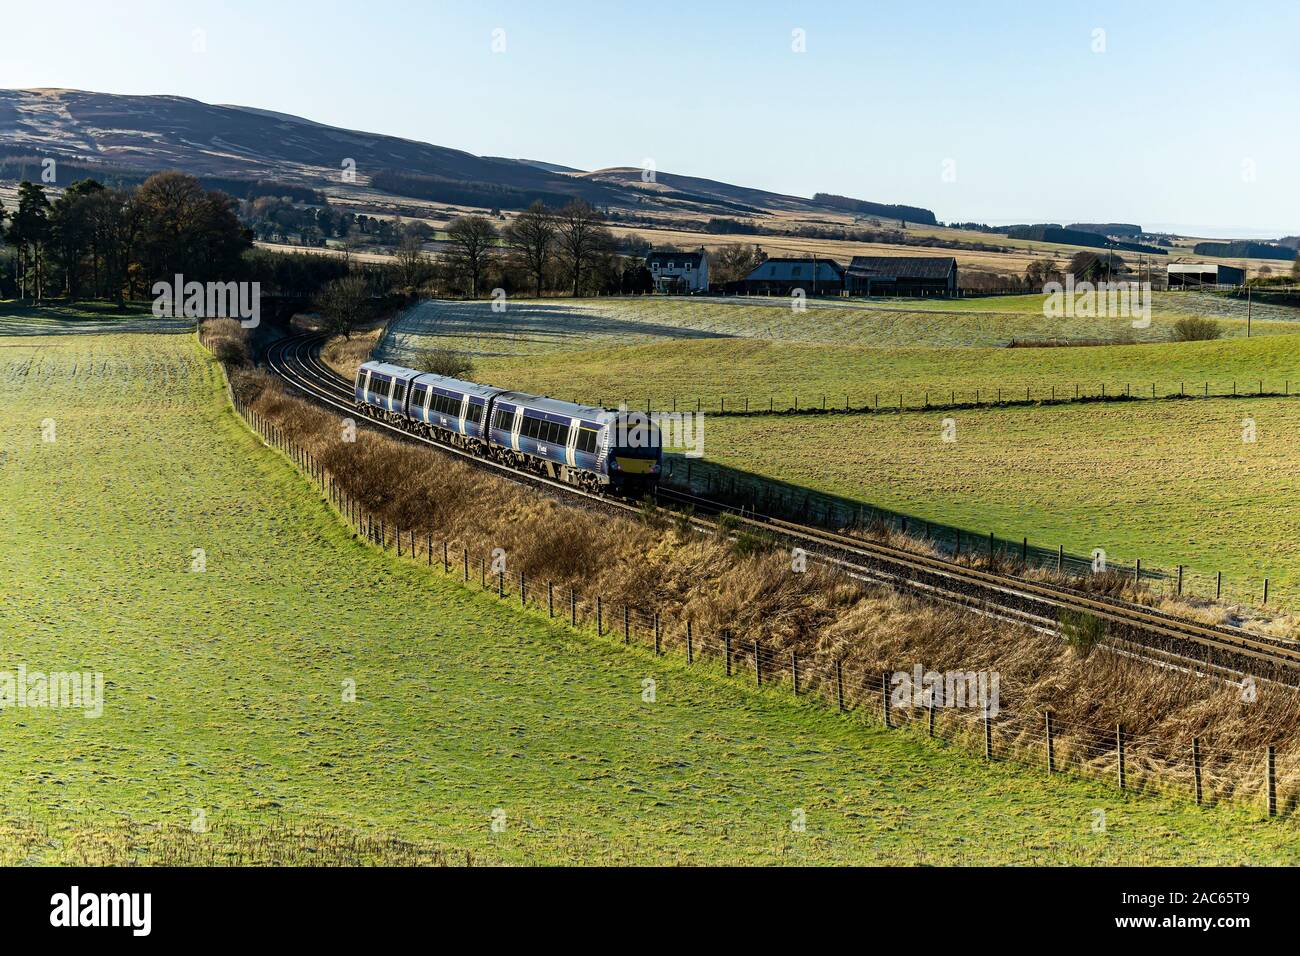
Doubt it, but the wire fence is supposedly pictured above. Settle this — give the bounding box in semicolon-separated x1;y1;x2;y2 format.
584;378;1298;419
661;456;1286;614
199;329;1296;821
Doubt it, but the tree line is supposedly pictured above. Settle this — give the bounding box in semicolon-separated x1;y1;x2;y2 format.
435;199;644;298
0;171;250;303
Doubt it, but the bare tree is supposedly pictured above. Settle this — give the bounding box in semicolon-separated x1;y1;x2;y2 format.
711;243;766;284
394;229;431;293
503;201;556;297
444;215;497;296
555;200;612;296
315;274;372;339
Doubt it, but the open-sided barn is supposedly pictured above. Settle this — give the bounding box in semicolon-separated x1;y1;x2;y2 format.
844;255;958;297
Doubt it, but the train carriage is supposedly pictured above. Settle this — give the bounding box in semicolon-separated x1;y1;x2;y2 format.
405;372;501;448
354;362;423;423
487;392;661;494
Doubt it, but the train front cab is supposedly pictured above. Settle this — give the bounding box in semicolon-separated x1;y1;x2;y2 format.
604;411;662;495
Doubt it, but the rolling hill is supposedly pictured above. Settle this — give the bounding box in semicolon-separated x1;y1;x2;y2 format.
0;88;934;219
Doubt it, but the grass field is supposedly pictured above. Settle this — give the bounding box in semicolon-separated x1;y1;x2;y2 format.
472;333;1300;411
378;292;1300;362
696;399;1300;601
4;328;1300;863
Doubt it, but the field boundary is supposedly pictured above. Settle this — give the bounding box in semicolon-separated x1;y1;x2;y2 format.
577;378;1298;419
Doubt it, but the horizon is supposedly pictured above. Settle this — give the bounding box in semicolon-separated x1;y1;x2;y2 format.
4;0;1298;237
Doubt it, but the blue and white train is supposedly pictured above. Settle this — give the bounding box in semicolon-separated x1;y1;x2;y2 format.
354;360;662;494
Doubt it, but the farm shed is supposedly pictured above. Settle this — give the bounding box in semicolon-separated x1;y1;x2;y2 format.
647;248;709;293
737;257;845;296
844;255;958;297
1166;263;1246;288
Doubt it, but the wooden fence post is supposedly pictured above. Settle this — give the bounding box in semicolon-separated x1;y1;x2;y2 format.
519;571;526;606
984;712;992;761
881;671;890;728
1193;737;1203;806
1267;745;1277;818
463;548;468;582
596;596;602;634
724;631;732;677
623;605;630;644
927;703;935;738
1117;724;1127;791
497;567;504;598
1216;570;1222;600
686;620;693;664
548;582;554;618
791;652;800;695
1045;711;1055;774
753;640;761;685
655;615;662;656
570;589;577;626
1177;565;1183;595
835;659;844;712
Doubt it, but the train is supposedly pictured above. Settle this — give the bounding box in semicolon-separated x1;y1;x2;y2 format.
353;360;662;495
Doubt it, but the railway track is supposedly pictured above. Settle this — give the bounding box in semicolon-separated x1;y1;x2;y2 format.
261;330;1300;683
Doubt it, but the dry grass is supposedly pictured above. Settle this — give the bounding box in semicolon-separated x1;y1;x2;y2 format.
201;318;251;367
320;326;382;379
226;342;1300;813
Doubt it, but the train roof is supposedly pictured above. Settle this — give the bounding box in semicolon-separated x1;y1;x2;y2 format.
410;371;504;401
493;390;612;423
359;361;501;399
359;361;421;380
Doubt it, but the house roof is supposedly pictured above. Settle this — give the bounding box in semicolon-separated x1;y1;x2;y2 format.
647;249;705;265
846;255;957;279
743;257;844;281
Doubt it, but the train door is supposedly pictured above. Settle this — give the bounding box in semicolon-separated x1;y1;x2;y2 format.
511;406;523;451
565;418;580;467
458;394;470;435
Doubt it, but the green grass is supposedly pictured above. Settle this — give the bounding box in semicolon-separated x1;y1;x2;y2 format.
473;333;1300;411
697;399;1300;601
3;328;1299;863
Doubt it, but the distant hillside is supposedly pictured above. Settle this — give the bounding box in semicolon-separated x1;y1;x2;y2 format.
811;192;938;225
1066;223;1143;238
1007;224;1165;255
1192;240;1297;261
0;88;935;221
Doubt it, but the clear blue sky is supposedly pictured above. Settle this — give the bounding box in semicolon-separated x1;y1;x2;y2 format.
6;0;1298;236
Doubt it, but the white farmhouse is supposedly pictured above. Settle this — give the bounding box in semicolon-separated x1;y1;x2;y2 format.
646;248;709;293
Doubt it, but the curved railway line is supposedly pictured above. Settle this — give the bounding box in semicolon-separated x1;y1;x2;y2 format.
262;330;1300;684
